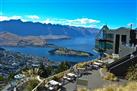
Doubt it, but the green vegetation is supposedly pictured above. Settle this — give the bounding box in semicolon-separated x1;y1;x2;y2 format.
76;62;87;68
94;82;137;91
0;76;7;91
22;68;39;77
49;48;92;57
22;61;70;79
38;63;53;78
46;69;70;82
107;55;113;59
38;61;70;78
56;61;70;73
103;72;118;81
113;58;119;61
78;82;137;91
126;64;137;81
52;72;64;81
78;88;87;91
80;52;90;56
0;75;4;81
101;67;118;81
8;73;15;81
23;79;39;91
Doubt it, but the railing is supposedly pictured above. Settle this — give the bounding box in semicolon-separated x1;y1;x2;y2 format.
122;43;137;48
109;55;137;71
107;54;130;69
108;50;137;70
31;69;70;91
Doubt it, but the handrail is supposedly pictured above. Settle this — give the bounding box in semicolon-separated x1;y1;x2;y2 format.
107;50;137;69
109;55;137;71
31;69;70;91
107;55;130;68
31;62;91;91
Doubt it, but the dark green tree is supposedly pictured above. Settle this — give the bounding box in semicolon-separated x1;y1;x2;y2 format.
38;63;53;78
8;73;15;81
57;61;70;73
0;75;4;81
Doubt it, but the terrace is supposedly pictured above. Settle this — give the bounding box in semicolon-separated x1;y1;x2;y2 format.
32;56;127;91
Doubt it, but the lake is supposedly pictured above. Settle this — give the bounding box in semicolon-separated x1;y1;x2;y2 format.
3;36;99;62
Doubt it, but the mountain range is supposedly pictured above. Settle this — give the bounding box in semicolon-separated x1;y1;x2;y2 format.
0;32;47;47
0;19;99;37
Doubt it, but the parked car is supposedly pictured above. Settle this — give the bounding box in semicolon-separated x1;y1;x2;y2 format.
45;80;62;91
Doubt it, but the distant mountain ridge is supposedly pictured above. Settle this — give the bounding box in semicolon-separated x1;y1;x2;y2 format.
0;19;99;37
0;32;47;47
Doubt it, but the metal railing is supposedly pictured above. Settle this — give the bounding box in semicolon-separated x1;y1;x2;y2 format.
108;50;137;71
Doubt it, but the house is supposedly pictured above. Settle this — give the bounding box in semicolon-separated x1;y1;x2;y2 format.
95;25;137;58
95;25;137;76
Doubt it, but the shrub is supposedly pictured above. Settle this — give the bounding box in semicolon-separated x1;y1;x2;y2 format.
94;81;137;91
25;79;39;91
0;75;4;81
104;72;118;81
76;62;87;68
56;61;70;73
113;58;119;61
126;64;137;81
52;76;59;81
8;73;15;81
78;88;87;91
108;55;113;59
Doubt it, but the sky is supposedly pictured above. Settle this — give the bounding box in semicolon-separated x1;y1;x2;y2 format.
0;0;137;28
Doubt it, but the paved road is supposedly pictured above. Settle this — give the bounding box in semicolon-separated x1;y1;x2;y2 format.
62;69;127;91
62;70;106;91
87;70;109;90
62;81;77;91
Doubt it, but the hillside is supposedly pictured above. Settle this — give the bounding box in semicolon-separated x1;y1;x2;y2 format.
0;32;47;47
0;19;99;37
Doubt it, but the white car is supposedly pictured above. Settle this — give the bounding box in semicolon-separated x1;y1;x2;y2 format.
63;76;72;81
67;73;77;78
92;64;99;69
93;62;103;67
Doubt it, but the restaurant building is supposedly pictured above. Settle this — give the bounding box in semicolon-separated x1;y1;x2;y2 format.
95;25;137;58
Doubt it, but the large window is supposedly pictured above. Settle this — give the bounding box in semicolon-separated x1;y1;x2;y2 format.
104;33;113;39
106;42;113;49
121;35;127;45
115;34;120;54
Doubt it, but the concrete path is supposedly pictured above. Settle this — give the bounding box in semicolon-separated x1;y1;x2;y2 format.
63;69;127;91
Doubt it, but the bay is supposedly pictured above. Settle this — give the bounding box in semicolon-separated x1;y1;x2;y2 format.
3;36;99;62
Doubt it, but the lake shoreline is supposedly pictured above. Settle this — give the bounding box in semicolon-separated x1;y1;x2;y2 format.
49;48;93;57
1;36;98;62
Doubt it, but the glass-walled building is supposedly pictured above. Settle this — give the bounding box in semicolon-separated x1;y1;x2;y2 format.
95;25;137;58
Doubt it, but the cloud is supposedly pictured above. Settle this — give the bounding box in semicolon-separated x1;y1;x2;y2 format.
26;15;39;20
127;23;136;27
0;15;22;21
43;18;100;27
0;15;100;27
67;18;100;24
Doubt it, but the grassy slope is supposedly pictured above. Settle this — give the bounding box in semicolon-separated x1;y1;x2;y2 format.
78;81;137;91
